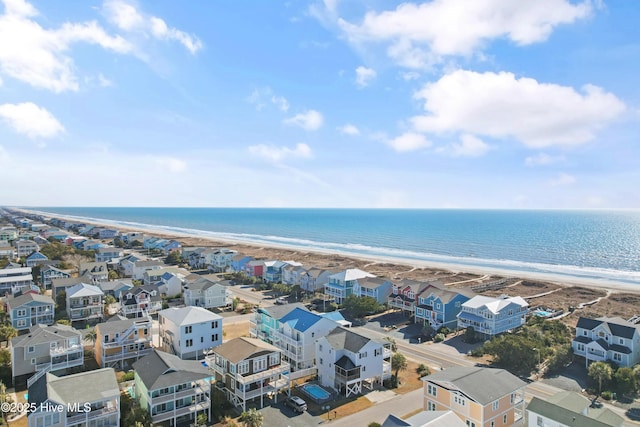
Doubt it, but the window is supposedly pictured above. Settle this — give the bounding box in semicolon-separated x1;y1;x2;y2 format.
427;401;436;411
619;338;624;344
254;357;267;372
17;309;26;317
319;358;323;365
492;400;499;411
466;421;476;427
186;339;193;347
510;393;515;404
454;394;466;406
436;303;441;309
319;344;323;352
185;326;192;334
614;353;622;362
31;358;36;365
577;343;585;352
427;384;437;397
28;346;35;353
212;334;219;342
201;337;204;343
143;328;148;335
536;416;543;427
269;353;280;365
17;319;26;327
211;321;218;329
237;361;249;375
503;414;507;424
491;422;495;427
583;330;587;336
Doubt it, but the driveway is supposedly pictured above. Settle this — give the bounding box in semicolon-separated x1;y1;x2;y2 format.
260;400;324;427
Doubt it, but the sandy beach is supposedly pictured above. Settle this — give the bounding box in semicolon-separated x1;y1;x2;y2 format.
18;209;640;324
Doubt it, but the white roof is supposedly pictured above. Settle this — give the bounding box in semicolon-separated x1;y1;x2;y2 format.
463;295;528;314
330;268;375;282
0;267;32;275
0;274;32;284
67;282;104;298
159;306;222;326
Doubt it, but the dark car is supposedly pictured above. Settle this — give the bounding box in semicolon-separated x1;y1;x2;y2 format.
285;396;307;413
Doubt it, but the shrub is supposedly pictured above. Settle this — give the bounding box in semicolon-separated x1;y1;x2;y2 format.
601;390;612;400
469;347;485;357
438;326;451;335
369;423;382;427
120;371;135;382
433;333;445;343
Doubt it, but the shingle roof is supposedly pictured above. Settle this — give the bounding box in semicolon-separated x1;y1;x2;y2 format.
576;317;603;330
424;367;526;406
325;327;371;353
358;277;390;289
213;337;280;364
527;397;617;427
132;349;211;391
45;368;119;405
158;306;222;326
96;316;151;337
600;316;639;339
546;390;590;413
260;303;308;320
11;324;81;347
7;292;54;308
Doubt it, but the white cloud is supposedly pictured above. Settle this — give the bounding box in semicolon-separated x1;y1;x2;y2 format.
0;0;133;92
355;66;376;88
525;153;565;166
337;0;592;68
0;102;64;138
153;156;187;173
283;110;324;131
247;87;289;112
400;71;420;81
411;70;625;148
549;172;576;186
449;134;490;157
103;0;202;54
387;132;431;152
98;73;113;87
248;143;313;162
338;124;360;136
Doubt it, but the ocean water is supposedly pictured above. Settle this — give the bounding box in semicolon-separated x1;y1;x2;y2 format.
28;207;640;285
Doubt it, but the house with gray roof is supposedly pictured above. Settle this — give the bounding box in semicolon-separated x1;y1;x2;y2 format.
40;265;71;290
415;284;474;330
316;326;392;397
527;391;623;427
158;306;223;360
119;284;162;318
183;277;230;309
27;368;119;427
5;292;54;331
457;295;529;338
353;276;393;304
133;349;212;426
205;337;290;411
95;315;153;369
78;261;108;284
382;411;466;427
66;282;104;323
423;366;527;427
250;305;340;377
10;324;83;385
572;316;640;368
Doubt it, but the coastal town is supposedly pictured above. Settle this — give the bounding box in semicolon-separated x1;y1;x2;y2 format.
0;208;640;427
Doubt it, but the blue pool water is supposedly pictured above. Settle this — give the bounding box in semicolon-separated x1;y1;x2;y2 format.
301;384;331;401
24;393;28;400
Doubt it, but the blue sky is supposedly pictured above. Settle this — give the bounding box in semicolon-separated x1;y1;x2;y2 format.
1;0;638;208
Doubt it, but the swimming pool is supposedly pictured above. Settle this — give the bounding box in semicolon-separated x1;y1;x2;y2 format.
533;309;553;317
301;384;331;402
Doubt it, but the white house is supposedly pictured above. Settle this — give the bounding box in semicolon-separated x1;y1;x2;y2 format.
457;295;529;338
132;259;164;281
250;304;339;378
159;306;223;360
572;316;640;368
94;246;124;263
183;277;231;309
324;268;376;304
66;283;104;323
315;326;392;397
14;239;39;257
0;266;33;294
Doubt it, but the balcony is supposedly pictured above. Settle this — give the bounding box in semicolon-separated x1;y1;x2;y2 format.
335;365;361;384
50;344;82;356
50;356;84;371
151;401;209;423
103;336;151;349
237;363;290;385
151;384;209;405
66;404;118;425
103;347;153;363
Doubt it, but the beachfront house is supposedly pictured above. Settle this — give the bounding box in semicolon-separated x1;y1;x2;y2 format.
133;350;212;426
244;260;265;279
201;248;238;272
5;293;55;331
40;265;71;289
120;285;162;318
27;368;120;427
315;326;393;397
352;276;393;304
282;263;307;286
159;306;223;360
572;316;640;368
415;286;474;330
206;337;290;411
423;366;527;427
183;277;231;309
230;254;253;273
388;279;434;316
10;324;83;385
324;268;376;304
0;266;33;294
457;295;529;338
301;267;338;293
526;391;624;427
95;315;154;369
66;282;104;323
250;304;339;377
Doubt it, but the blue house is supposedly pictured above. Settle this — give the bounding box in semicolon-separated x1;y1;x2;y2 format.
5;292;55;331
230;254;253;273
40;265;71;289
352;277;393;304
264;261;287;283
25;251;49;267
415;286;475;330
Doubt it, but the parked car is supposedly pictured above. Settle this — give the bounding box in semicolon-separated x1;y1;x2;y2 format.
275;296;288;305
285;396;307;413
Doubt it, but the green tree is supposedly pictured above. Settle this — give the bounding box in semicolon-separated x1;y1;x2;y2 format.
615;367;636;394
0;324;18;347
588;361;613;395
240;408;263;427
84;328;97;346
131;240;143;247
368;423;382;427
272;283;290;297
342;295;381;318
417;363;431;378
56;319;71;326
56;290;67;311
464;326;476;343
196;413;209;426
391;352;408;382
0;349;10;368
165;251;182;265
108;269;120;280
546;345;573;374
0;380;15;423
633;365;640;391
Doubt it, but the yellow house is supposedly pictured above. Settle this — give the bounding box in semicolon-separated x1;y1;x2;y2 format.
95;316;153;369
423;366;527;427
